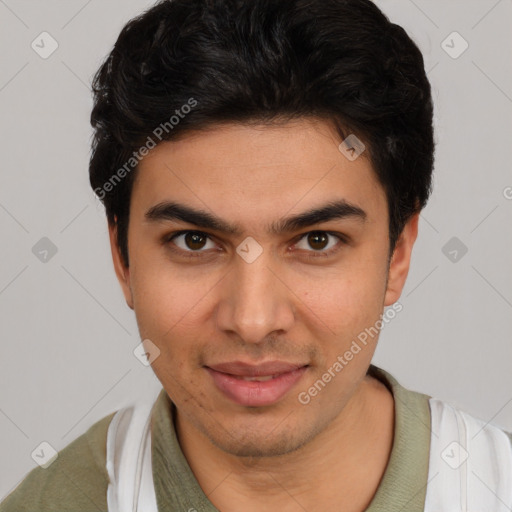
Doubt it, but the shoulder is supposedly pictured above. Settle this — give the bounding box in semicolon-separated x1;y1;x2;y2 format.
424;398;512;509
429;397;512;439
0;411;116;512
505;429;512;448
427;397;512;486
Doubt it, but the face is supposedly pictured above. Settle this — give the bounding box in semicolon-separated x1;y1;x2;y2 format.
109;118;418;458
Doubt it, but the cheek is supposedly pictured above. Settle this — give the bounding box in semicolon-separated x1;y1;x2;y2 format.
129;262;207;397
293;255;388;334
132;271;203;342
128;237;217;333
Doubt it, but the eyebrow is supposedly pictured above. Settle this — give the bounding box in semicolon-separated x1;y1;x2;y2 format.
144;199;367;236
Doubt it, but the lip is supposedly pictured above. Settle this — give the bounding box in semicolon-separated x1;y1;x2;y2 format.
205;361;309;407
207;360;306;376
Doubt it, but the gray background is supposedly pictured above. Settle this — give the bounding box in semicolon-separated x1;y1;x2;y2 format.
1;0;511;499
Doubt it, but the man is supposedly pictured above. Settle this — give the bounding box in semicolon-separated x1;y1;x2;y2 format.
2;0;511;511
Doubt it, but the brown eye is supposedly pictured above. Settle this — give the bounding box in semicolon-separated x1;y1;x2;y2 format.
170;231;216;252
184;232;208;250
293;231;344;257
307;231;329;250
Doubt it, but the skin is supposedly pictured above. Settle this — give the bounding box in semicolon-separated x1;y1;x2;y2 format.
109;117;419;512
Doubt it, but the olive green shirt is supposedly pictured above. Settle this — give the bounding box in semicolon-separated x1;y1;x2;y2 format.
2;364;511;511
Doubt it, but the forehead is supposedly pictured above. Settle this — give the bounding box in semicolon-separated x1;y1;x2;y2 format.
132;118;387;226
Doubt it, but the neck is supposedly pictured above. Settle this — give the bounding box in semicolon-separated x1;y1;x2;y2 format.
176;374;395;512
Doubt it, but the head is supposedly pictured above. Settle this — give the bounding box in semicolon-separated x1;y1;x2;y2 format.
89;0;434;457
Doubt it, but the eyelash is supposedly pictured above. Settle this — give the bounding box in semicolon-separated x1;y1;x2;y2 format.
163;230;347;260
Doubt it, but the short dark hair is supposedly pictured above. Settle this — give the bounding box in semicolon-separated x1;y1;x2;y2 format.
89;0;435;267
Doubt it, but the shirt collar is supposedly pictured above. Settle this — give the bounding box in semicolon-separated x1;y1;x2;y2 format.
364;364;432;511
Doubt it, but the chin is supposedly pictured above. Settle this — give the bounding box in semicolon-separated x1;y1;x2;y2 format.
203;420;320;459
211;436;304;458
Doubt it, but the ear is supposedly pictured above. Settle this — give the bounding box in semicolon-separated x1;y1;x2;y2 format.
384;212;420;306
108;220;134;310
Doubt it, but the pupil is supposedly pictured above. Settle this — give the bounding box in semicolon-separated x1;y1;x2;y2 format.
186;232;206;250
308;231;328;250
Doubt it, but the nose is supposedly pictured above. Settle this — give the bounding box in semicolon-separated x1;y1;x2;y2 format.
215;252;295;344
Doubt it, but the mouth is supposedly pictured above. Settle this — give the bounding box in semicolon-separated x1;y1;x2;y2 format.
229;374;280;382
205;361;309;407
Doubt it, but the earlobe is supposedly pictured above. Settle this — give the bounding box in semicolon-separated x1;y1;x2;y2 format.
383;212;420;306
108;220;134;310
